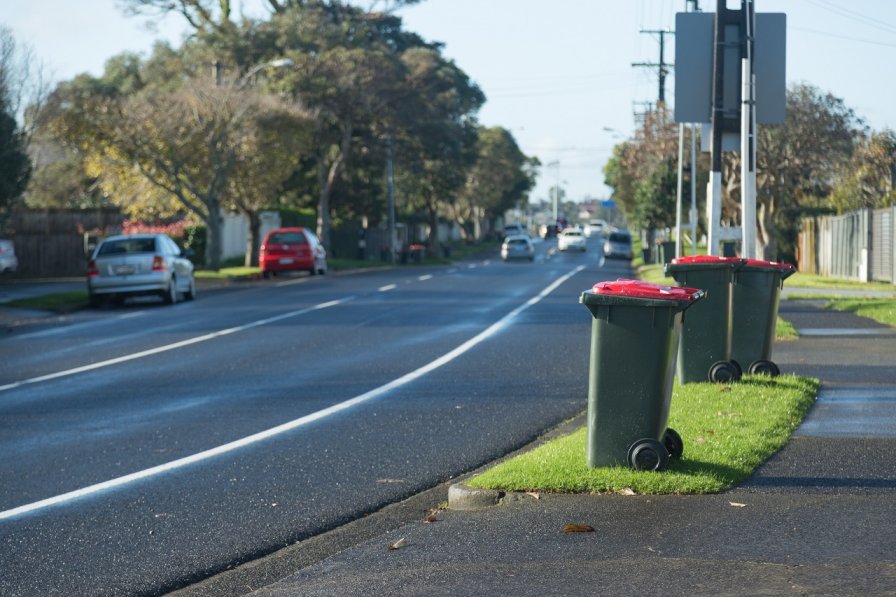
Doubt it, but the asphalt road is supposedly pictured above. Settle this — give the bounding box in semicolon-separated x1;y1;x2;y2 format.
0;234;625;595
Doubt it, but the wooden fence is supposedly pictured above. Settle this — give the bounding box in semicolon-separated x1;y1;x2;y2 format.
6;208;125;277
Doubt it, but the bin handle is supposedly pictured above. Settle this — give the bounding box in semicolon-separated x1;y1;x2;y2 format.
681;288;706;311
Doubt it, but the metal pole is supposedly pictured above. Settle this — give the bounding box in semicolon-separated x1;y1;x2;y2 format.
690;123;698;255
740;0;757;259
676;123;685;258
386;135;396;264
707;0;726;256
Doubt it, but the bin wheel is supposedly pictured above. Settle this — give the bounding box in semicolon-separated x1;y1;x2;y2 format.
730;359;743;378
708;361;739;383
748;360;780;377
627;439;670;472
663;428;684;459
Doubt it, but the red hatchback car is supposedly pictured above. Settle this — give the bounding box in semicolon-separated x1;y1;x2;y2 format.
259;227;328;278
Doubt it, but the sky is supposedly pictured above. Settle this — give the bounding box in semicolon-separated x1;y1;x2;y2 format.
5;0;896;205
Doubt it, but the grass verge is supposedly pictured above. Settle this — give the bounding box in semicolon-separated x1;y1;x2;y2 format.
468;374;819;495
825;297;896;327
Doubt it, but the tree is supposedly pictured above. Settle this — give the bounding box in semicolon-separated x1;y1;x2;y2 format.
47;75;306;269
0;27;46;221
451;126;536;239
603;105;678;245
392;46;484;255
227;99;313;266
752;83;861;260
829;130;896;213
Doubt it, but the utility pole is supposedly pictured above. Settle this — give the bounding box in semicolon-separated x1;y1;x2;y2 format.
386;135;396;264
633;29;674;105
740;0;757;259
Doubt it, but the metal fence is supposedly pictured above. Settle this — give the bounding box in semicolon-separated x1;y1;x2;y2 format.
798;207;896;283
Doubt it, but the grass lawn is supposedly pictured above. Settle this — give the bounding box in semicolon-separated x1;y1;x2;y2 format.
820;297;896;328
787;272;895;291
468;375;819;495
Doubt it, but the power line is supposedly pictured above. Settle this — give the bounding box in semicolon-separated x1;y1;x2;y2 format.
804;0;896;37
791;25;896;48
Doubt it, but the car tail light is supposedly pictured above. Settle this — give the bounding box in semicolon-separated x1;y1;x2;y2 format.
87;260;99;277
152;255;166;271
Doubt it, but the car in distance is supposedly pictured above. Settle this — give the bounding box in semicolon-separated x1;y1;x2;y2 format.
502;224;526;238
87;234;195;306
603;230;634;259
0;239;18;273
259;227;328;278
501;234;535;262
557;227;587;252
584;219;608;238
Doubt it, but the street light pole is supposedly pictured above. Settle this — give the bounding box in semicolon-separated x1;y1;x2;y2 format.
547;160;560;222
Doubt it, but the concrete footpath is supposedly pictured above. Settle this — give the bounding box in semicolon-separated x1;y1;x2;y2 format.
239;298;896;596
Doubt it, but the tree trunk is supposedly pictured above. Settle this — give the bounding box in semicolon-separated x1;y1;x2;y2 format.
206;206;223;271
756;196;777;261
245;210;261;267
426;197;441;257
316;123;353;254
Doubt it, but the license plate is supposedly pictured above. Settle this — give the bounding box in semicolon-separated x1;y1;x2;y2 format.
279;258;294;265
114;265;135;275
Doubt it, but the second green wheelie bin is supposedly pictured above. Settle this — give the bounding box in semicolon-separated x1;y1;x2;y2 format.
730;259;797;376
665;255;746;383
580;279;704;471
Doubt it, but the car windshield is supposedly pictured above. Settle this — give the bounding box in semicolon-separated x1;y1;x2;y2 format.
97;238;157;255
268;232;307;244
609;232;631;243
508;239;528;246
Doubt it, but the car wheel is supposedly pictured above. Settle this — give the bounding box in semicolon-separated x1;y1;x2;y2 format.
185;277;196;301
263;270;273;279
163;277;178;305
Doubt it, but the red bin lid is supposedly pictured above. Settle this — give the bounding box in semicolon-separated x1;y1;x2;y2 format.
592;279;704;302
670;255;744;265
743;258;796;272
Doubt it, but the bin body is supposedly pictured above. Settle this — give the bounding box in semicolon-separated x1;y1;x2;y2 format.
730;260;796;367
580;281;702;468
665;256;744;383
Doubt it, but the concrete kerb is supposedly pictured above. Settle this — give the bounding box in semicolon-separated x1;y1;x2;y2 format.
446;411;586;511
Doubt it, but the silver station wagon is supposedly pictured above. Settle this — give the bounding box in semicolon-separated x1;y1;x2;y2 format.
87;234;196;306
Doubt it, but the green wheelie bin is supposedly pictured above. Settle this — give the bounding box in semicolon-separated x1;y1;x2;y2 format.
580;279;705;471
665;255;746;383
730;259;797;376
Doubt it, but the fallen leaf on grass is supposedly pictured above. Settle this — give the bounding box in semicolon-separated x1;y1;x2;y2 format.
619;488;636;496
695;437;706;445
729;502;748;508
525;492;541;500
388;537;407;550
563;524;595;533
721;386;732;392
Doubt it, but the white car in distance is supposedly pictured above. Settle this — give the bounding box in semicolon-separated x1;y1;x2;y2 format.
557;228;587;252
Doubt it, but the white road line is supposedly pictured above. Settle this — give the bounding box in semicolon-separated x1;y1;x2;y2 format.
0;265;586;521
378;284;397;292
417;274;433;281
0;297;354;394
